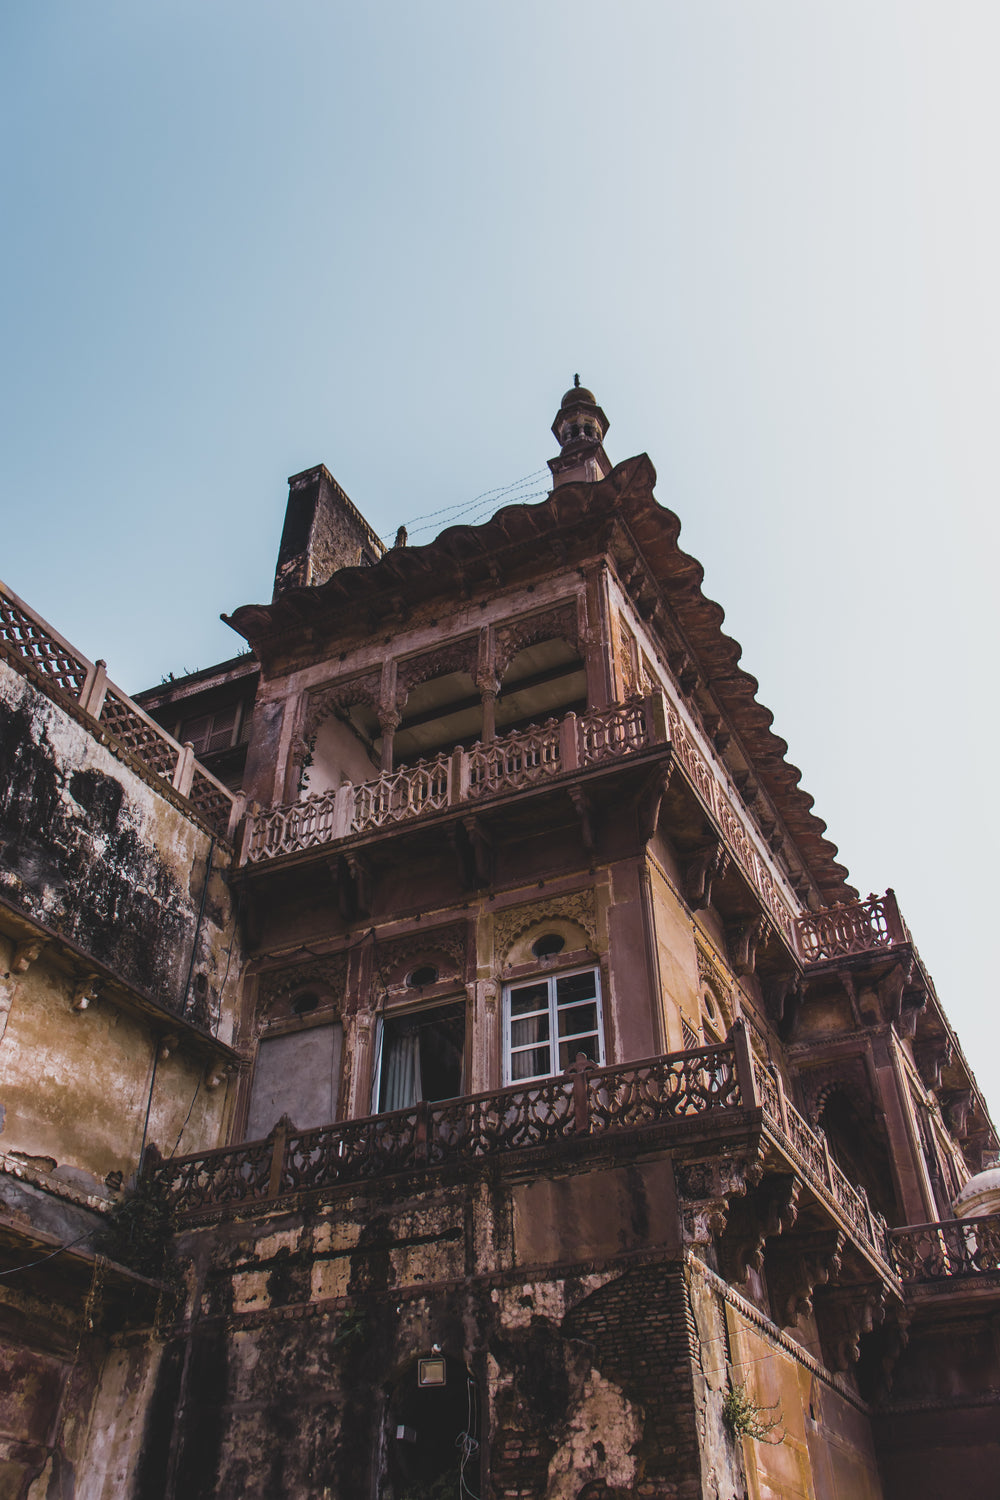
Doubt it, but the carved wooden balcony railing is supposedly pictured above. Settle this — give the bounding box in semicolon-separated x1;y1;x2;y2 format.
0;579;237;838
751;1055;889;1263
241;696;803;944
154;1039;746;1218
152;1028;888;1268
244;699;660;862
796;890;908;964
888;1215;1000;1284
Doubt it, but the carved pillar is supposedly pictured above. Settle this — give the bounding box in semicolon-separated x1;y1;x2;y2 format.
872;1031;939;1224
377;707;401;772
638;857;665;1056
582;564;614;709
477;673;500;745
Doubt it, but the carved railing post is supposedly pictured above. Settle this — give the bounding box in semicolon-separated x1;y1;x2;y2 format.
450;745;470;805
883;888;907;945
771;1065;790;1135
565;1054;594;1134
226;791;246;843
644;688;668;746
730;1020;759;1110
172;741;196;798
559;711;579;772
240;800;259;864
79;657;108;717
820;1131;835;1191
415;1098;430;1164
331;782;355;839
267;1115;291;1199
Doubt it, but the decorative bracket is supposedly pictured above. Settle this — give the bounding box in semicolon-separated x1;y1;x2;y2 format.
943;1088;974;1139
914;1037;952;1092
11;939;46;974
728;914;769;976
330;853;373;922
814;1281;887;1373
684;837;730;912
568;785;596;856
635;761;673;845
675;1156;763;1250
764;1228;845;1328
718;1172;801;1284
449;817;494;890
71;973;100;1012
763;973;801;1035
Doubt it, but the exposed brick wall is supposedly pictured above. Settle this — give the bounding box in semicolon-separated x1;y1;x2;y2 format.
563;1265;703;1500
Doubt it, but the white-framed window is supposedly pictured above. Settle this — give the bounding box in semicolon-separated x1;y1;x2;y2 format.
503;967;605;1084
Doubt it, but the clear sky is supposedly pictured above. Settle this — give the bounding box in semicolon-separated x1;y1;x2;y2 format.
3;3;998;1119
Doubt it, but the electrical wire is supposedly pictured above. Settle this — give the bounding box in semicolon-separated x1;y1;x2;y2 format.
0;1226;95;1277
169;1076;202;1159
457;1377;482;1499
380;469;549;544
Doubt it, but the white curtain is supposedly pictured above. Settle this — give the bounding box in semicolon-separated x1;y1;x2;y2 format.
381;1027;422;1112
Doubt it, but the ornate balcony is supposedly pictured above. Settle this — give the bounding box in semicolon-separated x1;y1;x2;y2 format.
150;1027;892;1275
796;890;909;964
243;699;655;862
888;1215;1000;1284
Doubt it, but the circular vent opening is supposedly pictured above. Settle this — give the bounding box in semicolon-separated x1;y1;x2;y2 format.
292;992;320;1016
532;933;565;959
408;965;439;988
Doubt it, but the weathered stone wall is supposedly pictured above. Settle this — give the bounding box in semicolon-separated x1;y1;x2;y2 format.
92;1156;704;1499
0;660;242;1188
0;657;239;1040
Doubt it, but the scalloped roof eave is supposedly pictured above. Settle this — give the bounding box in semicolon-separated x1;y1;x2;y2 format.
226;454;854;902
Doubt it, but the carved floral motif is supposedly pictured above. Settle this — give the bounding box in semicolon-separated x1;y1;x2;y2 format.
493;888;599;962
494;600;582;679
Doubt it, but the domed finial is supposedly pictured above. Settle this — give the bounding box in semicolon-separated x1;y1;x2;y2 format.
548;381;611;489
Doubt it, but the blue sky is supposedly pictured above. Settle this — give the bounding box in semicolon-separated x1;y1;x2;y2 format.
3;3;999;1118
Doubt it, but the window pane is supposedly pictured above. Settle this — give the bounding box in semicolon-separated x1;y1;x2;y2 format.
511;1013;549;1049
557;1001;598;1038
556;971;596;1006
511;1046;551;1080
559;1034;599;1070
510;983;548;1016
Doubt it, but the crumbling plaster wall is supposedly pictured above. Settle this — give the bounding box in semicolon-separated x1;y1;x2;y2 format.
104;1159;712;1499
0;660;242;1184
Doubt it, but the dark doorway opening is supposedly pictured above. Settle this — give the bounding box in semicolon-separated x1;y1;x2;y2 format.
387;1356;481;1499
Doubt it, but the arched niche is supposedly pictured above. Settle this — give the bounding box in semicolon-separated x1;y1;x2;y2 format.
502;917;594;972
246;979;344;1140
817;1086;898;1222
304;704;380;797
495;637;586;737
393;668;480;766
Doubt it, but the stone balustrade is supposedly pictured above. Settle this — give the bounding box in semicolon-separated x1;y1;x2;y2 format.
888;1214;1000;1283
152;1027;890;1268
0;579;237;838
796;890;908;963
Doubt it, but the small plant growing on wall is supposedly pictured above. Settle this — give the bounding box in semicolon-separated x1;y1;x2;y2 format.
722;1379;784;1444
101;1155;176;1280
